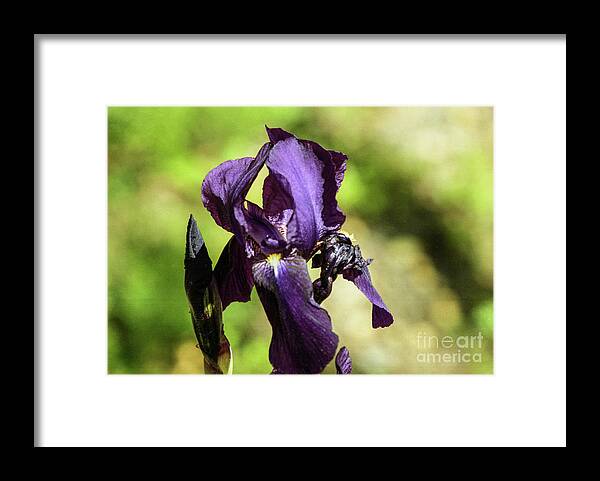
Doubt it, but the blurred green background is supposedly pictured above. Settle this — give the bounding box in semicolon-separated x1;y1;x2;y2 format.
108;107;493;374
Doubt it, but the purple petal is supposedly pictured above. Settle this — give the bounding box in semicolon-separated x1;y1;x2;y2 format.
240;201;287;254
328;150;348;190
201;156;253;233
266;126;294;143
344;267;394;329
262;171;294;219
262;127;347;255
303;140;347;229
265;137;346;256
265;128;347;192
335;346;352;374
253;254;339;374
201;143;271;243
213;236;254;310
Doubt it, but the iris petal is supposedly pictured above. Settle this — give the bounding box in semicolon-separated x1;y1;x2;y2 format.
201;156;253;234
253;254;339;374
213;235;254;310
328;150;347;191
264;138;343;256
267;127;347;193
263;127;347;256
303;140;346;229
335;346;352;374
201;143;271;244
240;201;287;254
265;127;348;191
343;267;394;329
265;126;294;143
262;171;294;219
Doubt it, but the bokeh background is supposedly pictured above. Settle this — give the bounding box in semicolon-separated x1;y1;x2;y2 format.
108;107;493;374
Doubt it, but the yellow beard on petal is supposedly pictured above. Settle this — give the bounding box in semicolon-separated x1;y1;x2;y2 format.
266;253;282;269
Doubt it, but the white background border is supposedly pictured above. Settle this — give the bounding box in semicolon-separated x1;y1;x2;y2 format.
36;35;566;447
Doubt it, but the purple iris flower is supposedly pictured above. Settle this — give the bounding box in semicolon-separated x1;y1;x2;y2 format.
202;127;393;374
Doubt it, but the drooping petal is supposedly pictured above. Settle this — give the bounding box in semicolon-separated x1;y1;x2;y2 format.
253;254;339;374
335;346;352;374
213;235;254;310
201;143;271;243
262;127;347;256
343;267;394;329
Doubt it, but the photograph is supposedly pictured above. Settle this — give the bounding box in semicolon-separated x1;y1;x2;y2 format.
36;35;565;447
108;107;493;375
